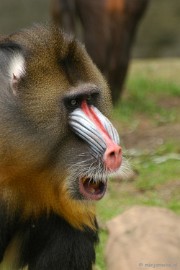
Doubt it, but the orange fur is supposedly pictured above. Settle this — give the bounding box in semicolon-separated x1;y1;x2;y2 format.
0;25;109;235
1;169;96;230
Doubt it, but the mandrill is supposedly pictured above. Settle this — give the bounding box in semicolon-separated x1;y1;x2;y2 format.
0;25;125;270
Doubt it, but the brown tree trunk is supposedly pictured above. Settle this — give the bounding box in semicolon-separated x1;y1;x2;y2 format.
51;0;149;105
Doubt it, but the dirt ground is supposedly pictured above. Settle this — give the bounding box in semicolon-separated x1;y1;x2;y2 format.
110;94;180;203
120;94;180;151
122;122;180;151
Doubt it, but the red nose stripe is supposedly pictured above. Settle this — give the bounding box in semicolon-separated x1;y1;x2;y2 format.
81;101;122;171
81;100;111;139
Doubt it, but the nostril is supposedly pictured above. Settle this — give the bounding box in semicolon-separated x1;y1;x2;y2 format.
109;151;115;157
108;147;121;158
103;144;122;171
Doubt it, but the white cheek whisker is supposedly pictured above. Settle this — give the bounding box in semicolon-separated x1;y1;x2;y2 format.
109;157;131;179
68;151;130;185
68;150;108;185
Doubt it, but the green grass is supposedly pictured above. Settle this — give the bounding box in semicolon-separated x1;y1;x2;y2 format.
113;76;179;124
135;159;180;190
95;59;180;270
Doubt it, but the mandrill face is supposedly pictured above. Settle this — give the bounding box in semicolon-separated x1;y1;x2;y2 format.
0;25;125;228
68;97;122;201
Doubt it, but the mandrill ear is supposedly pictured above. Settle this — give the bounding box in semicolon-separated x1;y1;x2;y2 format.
9;53;25;95
0;42;25;95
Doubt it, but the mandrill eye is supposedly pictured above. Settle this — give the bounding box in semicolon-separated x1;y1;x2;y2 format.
64;97;80;111
69;98;80;109
86;95;92;104
70;99;78;106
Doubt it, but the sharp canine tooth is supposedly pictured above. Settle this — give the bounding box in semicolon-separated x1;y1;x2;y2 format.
82;177;87;183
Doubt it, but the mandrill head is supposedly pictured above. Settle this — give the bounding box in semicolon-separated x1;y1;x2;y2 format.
0;25;127;229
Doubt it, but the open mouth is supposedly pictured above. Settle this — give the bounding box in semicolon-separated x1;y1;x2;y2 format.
79;176;107;200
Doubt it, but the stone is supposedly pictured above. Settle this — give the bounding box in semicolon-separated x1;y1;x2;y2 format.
105;206;180;270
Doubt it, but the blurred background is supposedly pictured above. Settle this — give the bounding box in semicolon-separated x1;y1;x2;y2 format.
0;1;179;270
0;0;180;58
